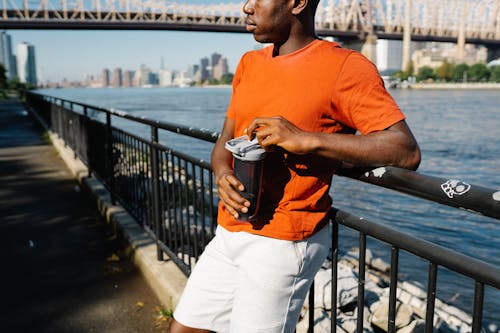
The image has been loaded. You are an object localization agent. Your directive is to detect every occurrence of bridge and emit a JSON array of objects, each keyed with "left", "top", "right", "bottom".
[{"left": 1, "top": 0, "right": 499, "bottom": 68}]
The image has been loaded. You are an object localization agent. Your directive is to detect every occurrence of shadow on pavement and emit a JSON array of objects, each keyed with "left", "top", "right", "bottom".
[{"left": 0, "top": 98, "right": 170, "bottom": 333}]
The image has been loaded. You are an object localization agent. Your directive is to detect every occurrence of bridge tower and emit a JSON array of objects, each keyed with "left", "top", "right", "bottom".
[
  {"left": 456, "top": 1, "right": 467, "bottom": 61},
  {"left": 401, "top": 0, "right": 412, "bottom": 72},
  {"left": 360, "top": 0, "right": 377, "bottom": 64}
]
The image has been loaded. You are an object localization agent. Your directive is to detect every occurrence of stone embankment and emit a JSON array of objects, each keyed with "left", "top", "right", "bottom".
[{"left": 296, "top": 249, "right": 493, "bottom": 333}]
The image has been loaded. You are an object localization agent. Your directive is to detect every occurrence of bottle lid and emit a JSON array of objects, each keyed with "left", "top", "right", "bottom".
[{"left": 225, "top": 135, "right": 267, "bottom": 161}]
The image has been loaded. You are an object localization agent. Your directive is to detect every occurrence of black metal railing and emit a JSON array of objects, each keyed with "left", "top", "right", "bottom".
[{"left": 24, "top": 91, "right": 500, "bottom": 332}]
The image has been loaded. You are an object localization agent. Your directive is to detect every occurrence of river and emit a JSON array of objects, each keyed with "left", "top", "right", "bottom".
[{"left": 37, "top": 86, "right": 500, "bottom": 324}]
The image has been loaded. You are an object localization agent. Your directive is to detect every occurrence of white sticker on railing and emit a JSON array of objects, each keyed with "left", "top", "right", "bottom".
[
  {"left": 493, "top": 191, "right": 500, "bottom": 201},
  {"left": 364, "top": 167, "right": 387, "bottom": 178},
  {"left": 441, "top": 179, "right": 471, "bottom": 198}
]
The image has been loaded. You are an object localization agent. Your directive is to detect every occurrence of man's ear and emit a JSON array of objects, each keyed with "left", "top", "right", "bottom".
[{"left": 292, "top": 0, "right": 308, "bottom": 15}]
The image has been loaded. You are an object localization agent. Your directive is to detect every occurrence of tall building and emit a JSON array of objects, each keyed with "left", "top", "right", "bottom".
[
  {"left": 376, "top": 40, "right": 404, "bottom": 75},
  {"left": 134, "top": 64, "right": 152, "bottom": 86},
  {"left": 122, "top": 70, "right": 133, "bottom": 87},
  {"left": 111, "top": 67, "right": 123, "bottom": 87},
  {"left": 210, "top": 52, "right": 222, "bottom": 78},
  {"left": 16, "top": 42, "right": 37, "bottom": 86},
  {"left": 200, "top": 57, "right": 209, "bottom": 81},
  {"left": 0, "top": 31, "right": 17, "bottom": 79},
  {"left": 101, "top": 68, "right": 110, "bottom": 87},
  {"left": 159, "top": 69, "right": 173, "bottom": 87},
  {"left": 212, "top": 57, "right": 229, "bottom": 80}
]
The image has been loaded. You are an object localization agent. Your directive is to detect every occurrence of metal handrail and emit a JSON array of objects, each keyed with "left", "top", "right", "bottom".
[{"left": 331, "top": 208, "right": 500, "bottom": 288}]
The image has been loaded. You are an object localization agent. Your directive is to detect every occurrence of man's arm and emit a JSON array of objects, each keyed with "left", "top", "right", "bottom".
[
  {"left": 246, "top": 117, "right": 421, "bottom": 170},
  {"left": 211, "top": 117, "right": 250, "bottom": 219}
]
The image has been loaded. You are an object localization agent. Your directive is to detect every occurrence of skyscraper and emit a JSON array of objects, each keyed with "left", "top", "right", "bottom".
[
  {"left": 200, "top": 57, "right": 209, "bottom": 81},
  {"left": 122, "top": 70, "right": 133, "bottom": 87},
  {"left": 102, "top": 68, "right": 110, "bottom": 87},
  {"left": 0, "top": 31, "right": 17, "bottom": 79},
  {"left": 111, "top": 67, "right": 123, "bottom": 87},
  {"left": 16, "top": 42, "right": 37, "bottom": 86},
  {"left": 376, "top": 40, "right": 404, "bottom": 75},
  {"left": 213, "top": 57, "right": 229, "bottom": 80}
]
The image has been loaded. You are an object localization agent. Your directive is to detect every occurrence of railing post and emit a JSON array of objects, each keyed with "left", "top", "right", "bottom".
[
  {"left": 331, "top": 221, "right": 338, "bottom": 333},
  {"left": 105, "top": 111, "right": 115, "bottom": 204},
  {"left": 151, "top": 126, "right": 164, "bottom": 261},
  {"left": 425, "top": 262, "right": 437, "bottom": 333},
  {"left": 357, "top": 232, "right": 366, "bottom": 333},
  {"left": 308, "top": 281, "right": 315, "bottom": 333},
  {"left": 83, "top": 106, "right": 92, "bottom": 178},
  {"left": 472, "top": 281, "right": 484, "bottom": 333},
  {"left": 388, "top": 247, "right": 399, "bottom": 333}
]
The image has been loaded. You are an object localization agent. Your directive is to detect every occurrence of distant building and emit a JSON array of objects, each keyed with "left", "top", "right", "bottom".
[
  {"left": 212, "top": 57, "right": 229, "bottom": 80},
  {"left": 376, "top": 40, "right": 404, "bottom": 75},
  {"left": 412, "top": 42, "right": 487, "bottom": 72},
  {"left": 111, "top": 68, "right": 122, "bottom": 87},
  {"left": 0, "top": 31, "right": 17, "bottom": 79},
  {"left": 101, "top": 68, "right": 110, "bottom": 87},
  {"left": 134, "top": 64, "right": 152, "bottom": 86},
  {"left": 122, "top": 70, "right": 133, "bottom": 87},
  {"left": 159, "top": 69, "right": 173, "bottom": 87},
  {"left": 200, "top": 57, "right": 209, "bottom": 81},
  {"left": 16, "top": 42, "right": 37, "bottom": 86}
]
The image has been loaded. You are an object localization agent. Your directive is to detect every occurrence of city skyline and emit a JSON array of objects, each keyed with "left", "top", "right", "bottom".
[{"left": 6, "top": 30, "right": 257, "bottom": 83}]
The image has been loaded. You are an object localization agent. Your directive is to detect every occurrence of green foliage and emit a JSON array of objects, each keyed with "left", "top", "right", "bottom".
[
  {"left": 220, "top": 73, "right": 234, "bottom": 85},
  {"left": 416, "top": 66, "right": 435, "bottom": 81},
  {"left": 435, "top": 60, "right": 454, "bottom": 81},
  {"left": 392, "top": 61, "right": 414, "bottom": 81},
  {"left": 202, "top": 73, "right": 234, "bottom": 86},
  {"left": 490, "top": 66, "right": 500, "bottom": 83},
  {"left": 452, "top": 63, "right": 469, "bottom": 82},
  {"left": 467, "top": 63, "right": 490, "bottom": 82}
]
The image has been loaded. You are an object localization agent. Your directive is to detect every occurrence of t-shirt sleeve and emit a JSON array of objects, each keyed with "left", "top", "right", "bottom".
[
  {"left": 225, "top": 53, "right": 246, "bottom": 120},
  {"left": 332, "top": 52, "right": 405, "bottom": 134}
]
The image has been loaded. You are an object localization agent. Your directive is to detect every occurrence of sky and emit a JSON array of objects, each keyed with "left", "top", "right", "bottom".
[{"left": 7, "top": 29, "right": 258, "bottom": 82}]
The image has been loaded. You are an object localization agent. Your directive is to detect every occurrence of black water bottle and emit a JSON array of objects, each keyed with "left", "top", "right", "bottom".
[{"left": 225, "top": 136, "right": 267, "bottom": 221}]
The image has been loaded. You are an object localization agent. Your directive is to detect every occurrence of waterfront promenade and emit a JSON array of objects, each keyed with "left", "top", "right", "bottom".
[{"left": 0, "top": 97, "right": 170, "bottom": 332}]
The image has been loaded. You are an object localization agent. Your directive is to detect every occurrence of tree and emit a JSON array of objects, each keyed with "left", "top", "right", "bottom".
[
  {"left": 452, "top": 63, "right": 469, "bottom": 82},
  {"left": 467, "top": 63, "right": 490, "bottom": 82},
  {"left": 416, "top": 66, "right": 435, "bottom": 81},
  {"left": 490, "top": 66, "right": 500, "bottom": 83},
  {"left": 435, "top": 60, "right": 454, "bottom": 82},
  {"left": 220, "top": 73, "right": 234, "bottom": 85}
]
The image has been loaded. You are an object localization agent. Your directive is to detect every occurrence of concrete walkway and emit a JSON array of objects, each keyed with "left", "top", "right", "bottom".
[{"left": 0, "top": 98, "right": 170, "bottom": 333}]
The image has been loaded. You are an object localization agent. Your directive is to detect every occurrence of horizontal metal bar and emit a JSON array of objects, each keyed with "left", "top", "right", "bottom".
[
  {"left": 337, "top": 166, "right": 500, "bottom": 220},
  {"left": 330, "top": 208, "right": 500, "bottom": 289}
]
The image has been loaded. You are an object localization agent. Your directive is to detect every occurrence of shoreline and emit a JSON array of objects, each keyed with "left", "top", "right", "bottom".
[{"left": 406, "top": 82, "right": 500, "bottom": 90}]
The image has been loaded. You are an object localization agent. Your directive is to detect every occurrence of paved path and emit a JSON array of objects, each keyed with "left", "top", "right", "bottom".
[{"left": 0, "top": 98, "right": 170, "bottom": 333}]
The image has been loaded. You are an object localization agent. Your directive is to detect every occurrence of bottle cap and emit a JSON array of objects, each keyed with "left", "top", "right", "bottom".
[{"left": 225, "top": 135, "right": 267, "bottom": 161}]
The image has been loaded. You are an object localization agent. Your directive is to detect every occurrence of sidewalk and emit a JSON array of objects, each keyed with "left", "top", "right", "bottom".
[{"left": 0, "top": 97, "right": 170, "bottom": 333}]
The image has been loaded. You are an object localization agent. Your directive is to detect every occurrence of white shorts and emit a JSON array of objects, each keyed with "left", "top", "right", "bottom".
[{"left": 173, "top": 224, "right": 330, "bottom": 333}]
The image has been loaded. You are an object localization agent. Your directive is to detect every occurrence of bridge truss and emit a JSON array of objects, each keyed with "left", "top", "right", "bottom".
[{"left": 0, "top": 0, "right": 499, "bottom": 45}]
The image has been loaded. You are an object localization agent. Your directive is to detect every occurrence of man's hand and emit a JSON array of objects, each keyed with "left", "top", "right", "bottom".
[
  {"left": 246, "top": 116, "right": 313, "bottom": 155},
  {"left": 215, "top": 170, "right": 250, "bottom": 219}
]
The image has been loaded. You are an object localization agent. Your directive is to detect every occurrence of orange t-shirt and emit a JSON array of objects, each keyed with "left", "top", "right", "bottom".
[{"left": 218, "top": 39, "right": 405, "bottom": 240}]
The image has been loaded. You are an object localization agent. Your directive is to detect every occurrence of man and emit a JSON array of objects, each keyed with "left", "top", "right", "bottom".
[{"left": 169, "top": 0, "right": 420, "bottom": 331}]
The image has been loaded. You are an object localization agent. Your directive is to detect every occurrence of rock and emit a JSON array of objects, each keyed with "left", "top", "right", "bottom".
[
  {"left": 370, "top": 300, "right": 414, "bottom": 332},
  {"left": 314, "top": 263, "right": 358, "bottom": 310},
  {"left": 400, "top": 281, "right": 427, "bottom": 299},
  {"left": 371, "top": 257, "right": 390, "bottom": 272},
  {"left": 397, "top": 319, "right": 425, "bottom": 333}
]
